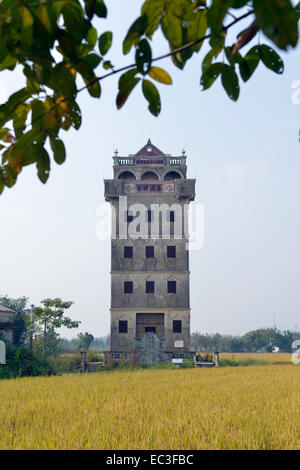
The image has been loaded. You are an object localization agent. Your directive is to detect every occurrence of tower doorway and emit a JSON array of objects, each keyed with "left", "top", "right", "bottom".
[{"left": 136, "top": 313, "right": 164, "bottom": 339}]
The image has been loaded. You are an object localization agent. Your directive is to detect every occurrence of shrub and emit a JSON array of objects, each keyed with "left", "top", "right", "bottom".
[{"left": 0, "top": 347, "right": 55, "bottom": 379}]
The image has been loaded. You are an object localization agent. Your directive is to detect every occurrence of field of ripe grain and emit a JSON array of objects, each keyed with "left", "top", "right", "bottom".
[
  {"left": 220, "top": 352, "right": 291, "bottom": 365},
  {"left": 0, "top": 365, "right": 300, "bottom": 450}
]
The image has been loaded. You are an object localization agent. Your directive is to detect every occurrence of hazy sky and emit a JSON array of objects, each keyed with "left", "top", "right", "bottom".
[{"left": 0, "top": 2, "right": 299, "bottom": 338}]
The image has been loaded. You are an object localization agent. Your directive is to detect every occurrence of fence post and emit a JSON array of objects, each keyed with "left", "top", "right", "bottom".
[
  {"left": 0, "top": 340, "right": 5, "bottom": 365},
  {"left": 214, "top": 351, "right": 220, "bottom": 367},
  {"left": 80, "top": 350, "right": 87, "bottom": 373}
]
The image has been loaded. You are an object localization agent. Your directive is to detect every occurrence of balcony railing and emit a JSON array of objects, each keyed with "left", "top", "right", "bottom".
[{"left": 114, "top": 156, "right": 187, "bottom": 167}]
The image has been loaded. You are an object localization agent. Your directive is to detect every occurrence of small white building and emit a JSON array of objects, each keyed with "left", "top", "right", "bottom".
[{"left": 0, "top": 305, "right": 16, "bottom": 343}]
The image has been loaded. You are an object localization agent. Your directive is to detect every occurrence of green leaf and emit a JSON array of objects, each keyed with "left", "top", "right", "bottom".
[
  {"left": 13, "top": 103, "right": 30, "bottom": 137},
  {"left": 1, "top": 164, "right": 17, "bottom": 188},
  {"left": 82, "top": 53, "right": 102, "bottom": 70},
  {"left": 116, "top": 77, "right": 140, "bottom": 110},
  {"left": 102, "top": 60, "right": 113, "bottom": 70},
  {"left": 31, "top": 100, "right": 47, "bottom": 131},
  {"left": 13, "top": 128, "right": 41, "bottom": 153},
  {"left": 200, "top": 62, "right": 223, "bottom": 90},
  {"left": 37, "top": 4, "right": 52, "bottom": 34},
  {"left": 87, "top": 27, "right": 98, "bottom": 47},
  {"left": 187, "top": 9, "right": 207, "bottom": 53},
  {"left": 118, "top": 68, "right": 138, "bottom": 90},
  {"left": 123, "top": 15, "right": 148, "bottom": 54},
  {"left": 36, "top": 4, "right": 56, "bottom": 47},
  {"left": 258, "top": 44, "right": 284, "bottom": 74},
  {"left": 67, "top": 100, "right": 82, "bottom": 130},
  {"left": 21, "top": 6, "right": 34, "bottom": 45},
  {"left": 57, "top": 29, "right": 77, "bottom": 59},
  {"left": 225, "top": 47, "right": 243, "bottom": 66},
  {"left": 61, "top": 2, "right": 87, "bottom": 45},
  {"left": 161, "top": 8, "right": 182, "bottom": 49},
  {"left": 36, "top": 147, "right": 50, "bottom": 183},
  {"left": 135, "top": 39, "right": 152, "bottom": 75},
  {"left": 221, "top": 64, "right": 239, "bottom": 101},
  {"left": 231, "top": 0, "right": 249, "bottom": 7},
  {"left": 23, "top": 142, "right": 41, "bottom": 166},
  {"left": 253, "top": 0, "right": 298, "bottom": 50},
  {"left": 98, "top": 31, "right": 113, "bottom": 55},
  {"left": 141, "top": 0, "right": 169, "bottom": 39},
  {"left": 202, "top": 43, "right": 223, "bottom": 73},
  {"left": 85, "top": 0, "right": 107, "bottom": 19},
  {"left": 85, "top": 77, "right": 101, "bottom": 98},
  {"left": 53, "top": 63, "right": 77, "bottom": 98},
  {"left": 148, "top": 67, "right": 172, "bottom": 85},
  {"left": 94, "top": 0, "right": 107, "bottom": 18},
  {"left": 239, "top": 46, "right": 260, "bottom": 82},
  {"left": 207, "top": 0, "right": 231, "bottom": 31},
  {"left": 142, "top": 79, "right": 161, "bottom": 116},
  {"left": 0, "top": 88, "right": 31, "bottom": 127},
  {"left": 0, "top": 128, "right": 10, "bottom": 140},
  {"left": 50, "top": 136, "right": 66, "bottom": 164}
]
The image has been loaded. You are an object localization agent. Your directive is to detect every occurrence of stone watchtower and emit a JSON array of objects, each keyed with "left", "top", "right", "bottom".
[{"left": 104, "top": 140, "right": 195, "bottom": 365}]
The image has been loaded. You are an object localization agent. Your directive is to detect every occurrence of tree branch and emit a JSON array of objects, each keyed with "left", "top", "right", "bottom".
[{"left": 24, "top": 9, "right": 254, "bottom": 132}]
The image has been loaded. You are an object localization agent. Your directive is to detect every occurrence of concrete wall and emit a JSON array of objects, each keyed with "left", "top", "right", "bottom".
[
  {"left": 111, "top": 272, "right": 189, "bottom": 309},
  {"left": 110, "top": 309, "right": 190, "bottom": 352},
  {"left": 0, "top": 311, "right": 15, "bottom": 343},
  {"left": 105, "top": 146, "right": 195, "bottom": 362}
]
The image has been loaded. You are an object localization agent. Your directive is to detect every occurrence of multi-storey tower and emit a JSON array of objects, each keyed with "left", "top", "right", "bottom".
[{"left": 104, "top": 140, "right": 195, "bottom": 364}]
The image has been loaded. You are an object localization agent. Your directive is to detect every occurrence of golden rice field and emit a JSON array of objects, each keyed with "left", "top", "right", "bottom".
[
  {"left": 1, "top": 363, "right": 300, "bottom": 450},
  {"left": 220, "top": 352, "right": 292, "bottom": 364}
]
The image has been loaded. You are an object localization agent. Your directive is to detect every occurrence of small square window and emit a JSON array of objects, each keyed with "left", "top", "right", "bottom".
[
  {"left": 167, "top": 246, "right": 176, "bottom": 258},
  {"left": 168, "top": 280, "right": 176, "bottom": 293},
  {"left": 146, "top": 281, "right": 155, "bottom": 293},
  {"left": 124, "top": 281, "right": 133, "bottom": 294},
  {"left": 119, "top": 320, "right": 128, "bottom": 333},
  {"left": 146, "top": 246, "right": 154, "bottom": 258},
  {"left": 124, "top": 246, "right": 133, "bottom": 258},
  {"left": 173, "top": 320, "right": 182, "bottom": 333}
]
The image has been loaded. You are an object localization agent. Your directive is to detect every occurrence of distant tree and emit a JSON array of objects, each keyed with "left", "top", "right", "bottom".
[
  {"left": 34, "top": 298, "right": 80, "bottom": 358},
  {"left": 242, "top": 328, "right": 279, "bottom": 352},
  {"left": 192, "top": 328, "right": 295, "bottom": 353},
  {"left": 77, "top": 332, "right": 94, "bottom": 351},
  {"left": 230, "top": 337, "right": 247, "bottom": 353},
  {"left": 276, "top": 330, "right": 294, "bottom": 352},
  {"left": 0, "top": 295, "right": 29, "bottom": 346}
]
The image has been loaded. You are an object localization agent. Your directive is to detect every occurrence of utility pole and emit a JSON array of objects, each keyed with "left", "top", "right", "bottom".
[{"left": 29, "top": 304, "right": 34, "bottom": 352}]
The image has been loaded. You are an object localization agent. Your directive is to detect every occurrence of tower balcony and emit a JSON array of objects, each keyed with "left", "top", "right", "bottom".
[
  {"left": 104, "top": 178, "right": 195, "bottom": 200},
  {"left": 113, "top": 155, "right": 187, "bottom": 168}
]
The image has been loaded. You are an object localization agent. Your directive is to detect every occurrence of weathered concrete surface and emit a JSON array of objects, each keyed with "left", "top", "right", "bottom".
[
  {"left": 104, "top": 141, "right": 195, "bottom": 363},
  {"left": 0, "top": 306, "right": 15, "bottom": 343}
]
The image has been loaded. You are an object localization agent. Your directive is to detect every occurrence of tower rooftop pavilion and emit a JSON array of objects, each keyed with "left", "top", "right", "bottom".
[{"left": 105, "top": 139, "right": 195, "bottom": 201}]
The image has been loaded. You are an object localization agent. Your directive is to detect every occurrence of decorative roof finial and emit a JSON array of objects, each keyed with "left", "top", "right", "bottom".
[
  {"left": 181, "top": 148, "right": 186, "bottom": 156},
  {"left": 147, "top": 138, "right": 151, "bottom": 144},
  {"left": 114, "top": 148, "right": 118, "bottom": 156}
]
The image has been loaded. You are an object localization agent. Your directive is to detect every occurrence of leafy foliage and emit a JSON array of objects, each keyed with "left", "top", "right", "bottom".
[
  {"left": 192, "top": 328, "right": 295, "bottom": 353},
  {"left": 34, "top": 298, "right": 80, "bottom": 358},
  {"left": 0, "top": 346, "right": 54, "bottom": 379},
  {"left": 0, "top": 0, "right": 298, "bottom": 194},
  {"left": 77, "top": 331, "right": 94, "bottom": 351}
]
